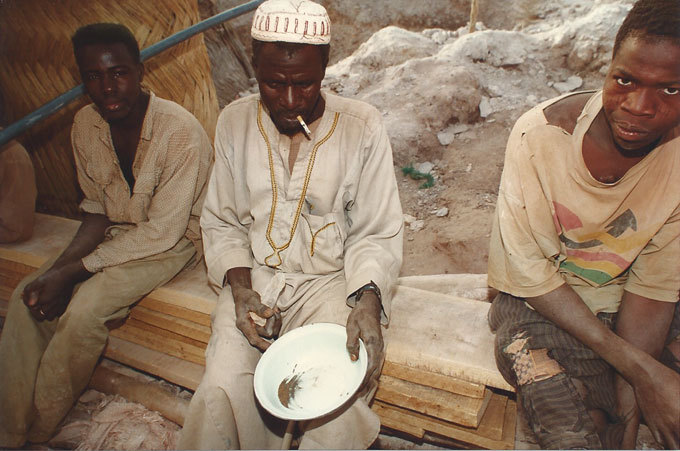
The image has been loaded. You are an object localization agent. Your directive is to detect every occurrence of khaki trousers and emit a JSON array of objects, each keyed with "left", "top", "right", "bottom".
[
  {"left": 179, "top": 271, "right": 381, "bottom": 450},
  {"left": 0, "top": 238, "right": 195, "bottom": 448}
]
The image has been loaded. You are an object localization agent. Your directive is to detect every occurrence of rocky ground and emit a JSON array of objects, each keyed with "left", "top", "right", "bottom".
[
  {"left": 206, "top": 0, "right": 634, "bottom": 276},
  {"left": 26, "top": 1, "right": 667, "bottom": 449}
]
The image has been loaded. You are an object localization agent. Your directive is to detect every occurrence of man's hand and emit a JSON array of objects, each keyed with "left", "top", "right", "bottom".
[
  {"left": 346, "top": 291, "right": 384, "bottom": 396},
  {"left": 228, "top": 267, "right": 281, "bottom": 352},
  {"left": 21, "top": 213, "right": 108, "bottom": 322},
  {"left": 614, "top": 292, "right": 679, "bottom": 449},
  {"left": 22, "top": 261, "right": 87, "bottom": 321},
  {"left": 629, "top": 361, "right": 680, "bottom": 449}
]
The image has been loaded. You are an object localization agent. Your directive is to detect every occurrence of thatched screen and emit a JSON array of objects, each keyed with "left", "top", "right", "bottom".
[{"left": 0, "top": 0, "right": 219, "bottom": 218}]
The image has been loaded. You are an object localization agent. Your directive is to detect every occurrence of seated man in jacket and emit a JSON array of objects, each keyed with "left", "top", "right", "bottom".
[
  {"left": 180, "top": 0, "right": 403, "bottom": 448},
  {"left": 0, "top": 22, "right": 212, "bottom": 447},
  {"left": 487, "top": 0, "right": 680, "bottom": 448}
]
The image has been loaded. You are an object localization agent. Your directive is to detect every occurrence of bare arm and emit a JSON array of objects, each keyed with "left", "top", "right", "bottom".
[
  {"left": 613, "top": 291, "right": 677, "bottom": 449},
  {"left": 527, "top": 285, "right": 680, "bottom": 449},
  {"left": 23, "top": 212, "right": 112, "bottom": 320}
]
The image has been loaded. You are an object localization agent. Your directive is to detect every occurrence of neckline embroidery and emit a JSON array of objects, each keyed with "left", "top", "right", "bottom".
[{"left": 256, "top": 101, "right": 339, "bottom": 268}]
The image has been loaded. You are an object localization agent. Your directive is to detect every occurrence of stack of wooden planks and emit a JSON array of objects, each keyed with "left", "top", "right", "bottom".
[
  {"left": 0, "top": 213, "right": 516, "bottom": 449},
  {"left": 373, "top": 284, "right": 516, "bottom": 448},
  {"left": 374, "top": 363, "right": 516, "bottom": 449}
]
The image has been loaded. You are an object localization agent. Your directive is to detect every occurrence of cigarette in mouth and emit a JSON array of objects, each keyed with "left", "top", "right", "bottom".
[{"left": 297, "top": 115, "right": 312, "bottom": 139}]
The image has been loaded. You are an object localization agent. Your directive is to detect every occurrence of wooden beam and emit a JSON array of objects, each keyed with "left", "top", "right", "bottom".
[
  {"left": 109, "top": 319, "right": 207, "bottom": 366},
  {"left": 375, "top": 375, "right": 492, "bottom": 428},
  {"left": 137, "top": 297, "right": 211, "bottom": 327},
  {"left": 373, "top": 401, "right": 425, "bottom": 439},
  {"left": 129, "top": 305, "right": 211, "bottom": 343},
  {"left": 103, "top": 336, "right": 204, "bottom": 391},
  {"left": 373, "top": 392, "right": 516, "bottom": 449},
  {"left": 382, "top": 361, "right": 486, "bottom": 398}
]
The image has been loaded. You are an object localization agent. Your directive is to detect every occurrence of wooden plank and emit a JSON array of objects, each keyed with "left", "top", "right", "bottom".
[
  {"left": 387, "top": 285, "right": 514, "bottom": 392},
  {"left": 129, "top": 305, "right": 211, "bottom": 343},
  {"left": 104, "top": 336, "right": 204, "bottom": 391},
  {"left": 500, "top": 397, "right": 518, "bottom": 449},
  {"left": 137, "top": 297, "right": 211, "bottom": 327},
  {"left": 476, "top": 389, "right": 507, "bottom": 441},
  {"left": 109, "top": 320, "right": 206, "bottom": 366},
  {"left": 373, "top": 392, "right": 516, "bottom": 450},
  {"left": 0, "top": 213, "right": 77, "bottom": 268},
  {"left": 382, "top": 361, "right": 486, "bottom": 398},
  {"left": 375, "top": 375, "right": 491, "bottom": 428},
  {"left": 122, "top": 318, "right": 206, "bottom": 348},
  {"left": 147, "top": 261, "right": 216, "bottom": 316},
  {"left": 372, "top": 401, "right": 425, "bottom": 439},
  {"left": 398, "top": 273, "right": 496, "bottom": 302},
  {"left": 0, "top": 298, "right": 7, "bottom": 318}
]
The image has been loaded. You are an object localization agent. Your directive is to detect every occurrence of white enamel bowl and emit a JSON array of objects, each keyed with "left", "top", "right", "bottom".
[{"left": 253, "top": 322, "right": 368, "bottom": 421}]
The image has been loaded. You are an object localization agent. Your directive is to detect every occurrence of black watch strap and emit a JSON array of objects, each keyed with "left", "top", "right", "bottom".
[{"left": 355, "top": 281, "right": 381, "bottom": 302}]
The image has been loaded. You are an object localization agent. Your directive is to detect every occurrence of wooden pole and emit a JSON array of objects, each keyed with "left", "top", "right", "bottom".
[
  {"left": 89, "top": 365, "right": 189, "bottom": 426},
  {"left": 469, "top": 0, "right": 479, "bottom": 33},
  {"left": 281, "top": 420, "right": 296, "bottom": 449}
]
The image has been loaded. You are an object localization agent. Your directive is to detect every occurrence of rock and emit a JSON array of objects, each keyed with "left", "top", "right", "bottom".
[
  {"left": 416, "top": 161, "right": 435, "bottom": 174},
  {"left": 409, "top": 220, "right": 425, "bottom": 232},
  {"left": 479, "top": 96, "right": 492, "bottom": 118},
  {"left": 437, "top": 123, "right": 469, "bottom": 146},
  {"left": 330, "top": 26, "right": 438, "bottom": 74},
  {"left": 403, "top": 214, "right": 417, "bottom": 224},
  {"left": 553, "top": 75, "right": 583, "bottom": 93},
  {"left": 437, "top": 130, "right": 455, "bottom": 146},
  {"left": 435, "top": 207, "right": 449, "bottom": 217},
  {"left": 438, "top": 30, "right": 536, "bottom": 67},
  {"left": 422, "top": 28, "right": 456, "bottom": 45}
]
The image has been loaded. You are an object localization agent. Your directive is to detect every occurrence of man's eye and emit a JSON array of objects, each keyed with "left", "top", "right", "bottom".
[
  {"left": 616, "top": 77, "right": 632, "bottom": 87},
  {"left": 663, "top": 87, "right": 679, "bottom": 96}
]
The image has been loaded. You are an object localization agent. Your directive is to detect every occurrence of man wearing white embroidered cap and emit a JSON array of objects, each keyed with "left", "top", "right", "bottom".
[{"left": 179, "top": 0, "right": 403, "bottom": 449}]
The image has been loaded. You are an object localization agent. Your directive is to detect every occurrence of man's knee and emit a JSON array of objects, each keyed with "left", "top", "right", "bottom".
[
  {"left": 502, "top": 332, "right": 565, "bottom": 386},
  {"left": 500, "top": 337, "right": 603, "bottom": 449},
  {"left": 181, "top": 384, "right": 239, "bottom": 450}
]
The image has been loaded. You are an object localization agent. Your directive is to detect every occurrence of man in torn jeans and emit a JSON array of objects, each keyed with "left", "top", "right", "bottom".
[{"left": 487, "top": 0, "right": 680, "bottom": 448}]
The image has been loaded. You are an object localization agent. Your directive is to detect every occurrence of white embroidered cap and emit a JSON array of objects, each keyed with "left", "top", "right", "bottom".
[{"left": 251, "top": 0, "right": 331, "bottom": 45}]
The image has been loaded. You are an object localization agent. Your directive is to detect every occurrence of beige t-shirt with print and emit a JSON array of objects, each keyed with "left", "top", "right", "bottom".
[{"left": 488, "top": 91, "right": 680, "bottom": 313}]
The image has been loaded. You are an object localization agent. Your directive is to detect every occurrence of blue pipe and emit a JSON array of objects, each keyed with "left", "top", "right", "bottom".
[{"left": 0, "top": 0, "right": 263, "bottom": 148}]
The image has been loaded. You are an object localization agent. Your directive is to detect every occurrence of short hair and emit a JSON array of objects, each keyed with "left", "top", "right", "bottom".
[
  {"left": 72, "top": 23, "right": 141, "bottom": 64},
  {"left": 251, "top": 39, "right": 330, "bottom": 70},
  {"left": 613, "top": 0, "right": 680, "bottom": 57}
]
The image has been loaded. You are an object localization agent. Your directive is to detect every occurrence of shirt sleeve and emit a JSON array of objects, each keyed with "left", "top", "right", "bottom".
[
  {"left": 81, "top": 124, "right": 206, "bottom": 272},
  {"left": 487, "top": 117, "right": 566, "bottom": 298},
  {"left": 71, "top": 124, "right": 107, "bottom": 216},
  {"left": 343, "top": 111, "right": 404, "bottom": 325},
  {"left": 200, "top": 110, "right": 254, "bottom": 288},
  {"left": 625, "top": 205, "right": 680, "bottom": 303}
]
